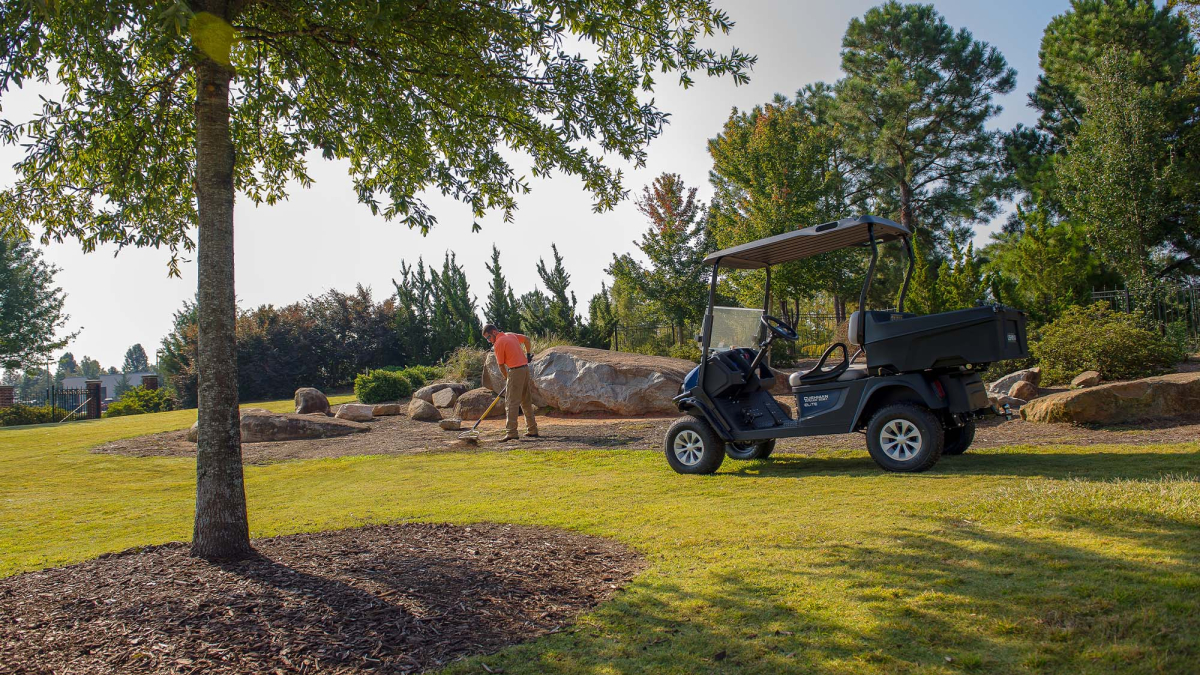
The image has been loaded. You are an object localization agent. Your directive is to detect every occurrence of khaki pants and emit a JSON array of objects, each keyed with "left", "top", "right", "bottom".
[{"left": 504, "top": 365, "right": 537, "bottom": 437}]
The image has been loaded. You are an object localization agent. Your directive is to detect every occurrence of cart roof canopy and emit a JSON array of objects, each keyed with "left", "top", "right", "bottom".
[{"left": 703, "top": 215, "right": 910, "bottom": 269}]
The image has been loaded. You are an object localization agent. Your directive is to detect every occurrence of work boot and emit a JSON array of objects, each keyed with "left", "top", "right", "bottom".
[
  {"left": 525, "top": 432, "right": 540, "bottom": 439},
  {"left": 501, "top": 434, "right": 519, "bottom": 442}
]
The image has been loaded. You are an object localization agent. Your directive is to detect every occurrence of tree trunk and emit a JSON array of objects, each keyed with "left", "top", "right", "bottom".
[
  {"left": 898, "top": 180, "right": 915, "bottom": 233},
  {"left": 191, "top": 58, "right": 252, "bottom": 561}
]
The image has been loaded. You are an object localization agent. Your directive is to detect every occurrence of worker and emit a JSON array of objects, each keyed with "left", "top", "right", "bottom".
[{"left": 483, "top": 324, "right": 538, "bottom": 441}]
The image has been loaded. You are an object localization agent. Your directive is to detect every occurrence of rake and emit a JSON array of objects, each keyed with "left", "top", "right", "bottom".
[{"left": 457, "top": 385, "right": 506, "bottom": 444}]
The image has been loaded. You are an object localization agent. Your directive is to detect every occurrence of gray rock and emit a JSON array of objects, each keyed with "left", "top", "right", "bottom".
[
  {"left": 528, "top": 346, "right": 696, "bottom": 416},
  {"left": 1071, "top": 370, "right": 1102, "bottom": 389},
  {"left": 432, "top": 387, "right": 458, "bottom": 408},
  {"left": 988, "top": 394, "right": 1026, "bottom": 413},
  {"left": 188, "top": 408, "right": 369, "bottom": 444},
  {"left": 988, "top": 367, "right": 1041, "bottom": 395},
  {"left": 438, "top": 418, "right": 462, "bottom": 431},
  {"left": 483, "top": 352, "right": 505, "bottom": 394},
  {"left": 335, "top": 403, "right": 375, "bottom": 422},
  {"left": 455, "top": 388, "right": 505, "bottom": 420},
  {"left": 414, "top": 381, "right": 472, "bottom": 403},
  {"left": 408, "top": 398, "right": 442, "bottom": 422},
  {"left": 294, "top": 387, "right": 330, "bottom": 415}
]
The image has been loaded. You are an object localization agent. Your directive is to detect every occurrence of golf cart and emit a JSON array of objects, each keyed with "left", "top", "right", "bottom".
[{"left": 665, "top": 215, "right": 1028, "bottom": 474}]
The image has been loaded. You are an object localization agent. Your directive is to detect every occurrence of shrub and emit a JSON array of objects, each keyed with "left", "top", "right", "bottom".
[
  {"left": 407, "top": 364, "right": 444, "bottom": 382},
  {"left": 104, "top": 386, "right": 178, "bottom": 418},
  {"left": 397, "top": 367, "right": 427, "bottom": 387},
  {"left": 667, "top": 342, "right": 702, "bottom": 362},
  {"left": 441, "top": 347, "right": 487, "bottom": 387},
  {"left": 0, "top": 404, "right": 58, "bottom": 427},
  {"left": 354, "top": 369, "right": 413, "bottom": 403},
  {"left": 1165, "top": 321, "right": 1194, "bottom": 363},
  {"left": 1033, "top": 303, "right": 1179, "bottom": 385}
]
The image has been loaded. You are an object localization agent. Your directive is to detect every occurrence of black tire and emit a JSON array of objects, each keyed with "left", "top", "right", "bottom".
[
  {"left": 725, "top": 438, "right": 776, "bottom": 460},
  {"left": 942, "top": 419, "right": 976, "bottom": 456},
  {"left": 665, "top": 416, "right": 725, "bottom": 474},
  {"left": 865, "top": 403, "right": 944, "bottom": 473}
]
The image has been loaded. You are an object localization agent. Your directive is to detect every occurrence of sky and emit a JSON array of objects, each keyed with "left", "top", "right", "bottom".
[{"left": 1, "top": 0, "right": 1072, "bottom": 371}]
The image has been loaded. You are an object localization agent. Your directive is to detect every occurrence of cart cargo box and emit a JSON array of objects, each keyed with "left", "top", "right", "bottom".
[{"left": 861, "top": 306, "right": 1028, "bottom": 373}]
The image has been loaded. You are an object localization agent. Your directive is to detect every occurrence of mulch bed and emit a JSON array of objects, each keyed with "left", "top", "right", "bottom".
[{"left": 0, "top": 523, "right": 645, "bottom": 674}]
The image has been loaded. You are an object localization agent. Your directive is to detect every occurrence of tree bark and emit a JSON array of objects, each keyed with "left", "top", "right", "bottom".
[{"left": 191, "top": 57, "right": 252, "bottom": 561}]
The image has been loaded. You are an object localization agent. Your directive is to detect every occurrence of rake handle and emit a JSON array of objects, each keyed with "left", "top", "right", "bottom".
[{"left": 467, "top": 385, "right": 507, "bottom": 433}]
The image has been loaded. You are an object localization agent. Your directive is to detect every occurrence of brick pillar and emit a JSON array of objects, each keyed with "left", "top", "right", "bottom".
[
  {"left": 141, "top": 375, "right": 159, "bottom": 390},
  {"left": 0, "top": 385, "right": 13, "bottom": 409},
  {"left": 86, "top": 380, "right": 102, "bottom": 419}
]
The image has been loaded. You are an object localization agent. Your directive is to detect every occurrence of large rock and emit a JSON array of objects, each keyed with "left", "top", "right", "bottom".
[
  {"left": 408, "top": 398, "right": 442, "bottom": 422},
  {"left": 456, "top": 387, "right": 505, "bottom": 420},
  {"left": 482, "top": 352, "right": 505, "bottom": 394},
  {"left": 1009, "top": 380, "right": 1039, "bottom": 401},
  {"left": 335, "top": 403, "right": 375, "bottom": 422},
  {"left": 188, "top": 408, "right": 369, "bottom": 444},
  {"left": 413, "top": 381, "right": 470, "bottom": 403},
  {"left": 372, "top": 403, "right": 405, "bottom": 416},
  {"left": 439, "top": 418, "right": 462, "bottom": 431},
  {"left": 1021, "top": 371, "right": 1200, "bottom": 424},
  {"left": 988, "top": 367, "right": 1041, "bottom": 395},
  {"left": 187, "top": 408, "right": 271, "bottom": 442},
  {"left": 294, "top": 388, "right": 330, "bottom": 415},
  {"left": 432, "top": 388, "right": 459, "bottom": 408},
  {"left": 529, "top": 346, "right": 696, "bottom": 416},
  {"left": 988, "top": 394, "right": 1026, "bottom": 413},
  {"left": 1071, "top": 371, "right": 1102, "bottom": 389}
]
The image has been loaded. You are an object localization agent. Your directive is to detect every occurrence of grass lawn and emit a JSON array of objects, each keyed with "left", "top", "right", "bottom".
[{"left": 2, "top": 403, "right": 1199, "bottom": 674}]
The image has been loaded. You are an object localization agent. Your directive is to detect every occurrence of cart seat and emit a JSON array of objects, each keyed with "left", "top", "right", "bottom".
[{"left": 789, "top": 363, "right": 868, "bottom": 387}]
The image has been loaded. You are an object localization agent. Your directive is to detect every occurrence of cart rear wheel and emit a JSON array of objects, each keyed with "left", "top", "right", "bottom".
[
  {"left": 866, "top": 403, "right": 943, "bottom": 472},
  {"left": 726, "top": 439, "right": 776, "bottom": 460},
  {"left": 665, "top": 417, "right": 725, "bottom": 474},
  {"left": 942, "top": 419, "right": 976, "bottom": 456}
]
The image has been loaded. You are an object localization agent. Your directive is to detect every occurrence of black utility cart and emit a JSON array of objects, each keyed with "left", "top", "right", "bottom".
[{"left": 666, "top": 215, "right": 1028, "bottom": 474}]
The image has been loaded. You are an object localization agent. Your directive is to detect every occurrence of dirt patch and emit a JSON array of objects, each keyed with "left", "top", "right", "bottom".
[{"left": 0, "top": 523, "right": 644, "bottom": 674}]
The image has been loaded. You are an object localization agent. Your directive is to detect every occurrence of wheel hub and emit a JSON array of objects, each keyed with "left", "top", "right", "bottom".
[
  {"left": 673, "top": 429, "right": 704, "bottom": 466},
  {"left": 880, "top": 419, "right": 922, "bottom": 461}
]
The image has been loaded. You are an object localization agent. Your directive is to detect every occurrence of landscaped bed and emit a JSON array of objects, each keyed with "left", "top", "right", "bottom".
[
  {"left": 90, "top": 399, "right": 1200, "bottom": 464},
  {"left": 0, "top": 522, "right": 643, "bottom": 674}
]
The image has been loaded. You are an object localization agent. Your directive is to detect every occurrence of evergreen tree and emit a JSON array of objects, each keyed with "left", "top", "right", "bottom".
[
  {"left": 535, "top": 245, "right": 579, "bottom": 337},
  {"left": 834, "top": 2, "right": 1016, "bottom": 235},
  {"left": 0, "top": 0, "right": 752, "bottom": 560},
  {"left": 937, "top": 233, "right": 988, "bottom": 311},
  {"left": 484, "top": 245, "right": 522, "bottom": 330},
  {"left": 55, "top": 352, "right": 78, "bottom": 384},
  {"left": 609, "top": 174, "right": 712, "bottom": 340},
  {"left": 429, "top": 253, "right": 483, "bottom": 359},
  {"left": 113, "top": 372, "right": 132, "bottom": 398},
  {"left": 78, "top": 356, "right": 102, "bottom": 379},
  {"left": 0, "top": 238, "right": 75, "bottom": 370},
  {"left": 578, "top": 283, "right": 618, "bottom": 349},
  {"left": 123, "top": 344, "right": 150, "bottom": 373},
  {"left": 518, "top": 289, "right": 556, "bottom": 337},
  {"left": 107, "top": 366, "right": 119, "bottom": 375},
  {"left": 904, "top": 236, "right": 943, "bottom": 315}
]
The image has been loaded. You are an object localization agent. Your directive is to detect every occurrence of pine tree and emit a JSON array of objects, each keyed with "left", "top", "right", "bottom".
[
  {"left": 519, "top": 289, "right": 556, "bottom": 337},
  {"left": 0, "top": 238, "right": 76, "bottom": 370},
  {"left": 484, "top": 245, "right": 521, "bottom": 330},
  {"left": 535, "top": 245, "right": 578, "bottom": 338},
  {"left": 904, "top": 237, "right": 943, "bottom": 315},
  {"left": 123, "top": 344, "right": 150, "bottom": 373}
]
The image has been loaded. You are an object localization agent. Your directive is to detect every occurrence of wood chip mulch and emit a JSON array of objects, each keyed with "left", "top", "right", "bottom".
[{"left": 0, "top": 523, "right": 645, "bottom": 674}]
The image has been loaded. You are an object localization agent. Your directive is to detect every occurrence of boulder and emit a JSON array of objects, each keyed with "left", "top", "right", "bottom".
[
  {"left": 529, "top": 346, "right": 696, "bottom": 416},
  {"left": 188, "top": 408, "right": 369, "bottom": 444},
  {"left": 408, "top": 398, "right": 442, "bottom": 422},
  {"left": 294, "top": 387, "right": 330, "bottom": 415},
  {"left": 1008, "top": 380, "right": 1040, "bottom": 401},
  {"left": 988, "top": 367, "right": 1041, "bottom": 395},
  {"left": 988, "top": 395, "right": 1026, "bottom": 413},
  {"left": 439, "top": 418, "right": 462, "bottom": 431},
  {"left": 482, "top": 352, "right": 505, "bottom": 394},
  {"left": 335, "top": 403, "right": 375, "bottom": 422},
  {"left": 1071, "top": 370, "right": 1102, "bottom": 389},
  {"left": 372, "top": 403, "right": 405, "bottom": 416},
  {"left": 432, "top": 387, "right": 459, "bottom": 408},
  {"left": 414, "top": 381, "right": 470, "bottom": 403},
  {"left": 1021, "top": 371, "right": 1200, "bottom": 424},
  {"left": 456, "top": 387, "right": 505, "bottom": 420}
]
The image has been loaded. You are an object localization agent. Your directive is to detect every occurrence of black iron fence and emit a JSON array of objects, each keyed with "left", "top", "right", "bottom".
[
  {"left": 21, "top": 385, "right": 92, "bottom": 421},
  {"left": 1092, "top": 284, "right": 1200, "bottom": 343}
]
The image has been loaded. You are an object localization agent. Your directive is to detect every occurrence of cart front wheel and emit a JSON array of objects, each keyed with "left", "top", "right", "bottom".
[
  {"left": 665, "top": 417, "right": 725, "bottom": 474},
  {"left": 865, "top": 403, "right": 943, "bottom": 472},
  {"left": 942, "top": 419, "right": 976, "bottom": 456},
  {"left": 726, "top": 438, "right": 776, "bottom": 460}
]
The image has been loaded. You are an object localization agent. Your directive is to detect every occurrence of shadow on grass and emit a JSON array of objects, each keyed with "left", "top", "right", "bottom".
[{"left": 722, "top": 448, "right": 1200, "bottom": 480}]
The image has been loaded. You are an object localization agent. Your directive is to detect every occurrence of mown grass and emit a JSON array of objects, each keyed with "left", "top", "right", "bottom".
[{"left": 1, "top": 405, "right": 1199, "bottom": 674}]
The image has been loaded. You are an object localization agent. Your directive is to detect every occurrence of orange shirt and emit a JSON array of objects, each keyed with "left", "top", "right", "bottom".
[{"left": 493, "top": 331, "right": 530, "bottom": 368}]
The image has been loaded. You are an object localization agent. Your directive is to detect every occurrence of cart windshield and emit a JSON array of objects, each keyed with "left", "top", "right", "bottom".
[{"left": 709, "top": 306, "right": 763, "bottom": 351}]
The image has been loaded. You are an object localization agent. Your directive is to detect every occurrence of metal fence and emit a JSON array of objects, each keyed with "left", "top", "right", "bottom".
[
  {"left": 21, "top": 385, "right": 93, "bottom": 421},
  {"left": 1092, "top": 284, "right": 1200, "bottom": 343}
]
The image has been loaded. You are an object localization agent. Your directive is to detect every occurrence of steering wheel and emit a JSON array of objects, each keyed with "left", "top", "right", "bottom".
[{"left": 761, "top": 314, "right": 799, "bottom": 342}]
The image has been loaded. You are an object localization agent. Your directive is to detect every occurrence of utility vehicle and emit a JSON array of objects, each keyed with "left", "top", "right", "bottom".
[{"left": 665, "top": 215, "right": 1028, "bottom": 474}]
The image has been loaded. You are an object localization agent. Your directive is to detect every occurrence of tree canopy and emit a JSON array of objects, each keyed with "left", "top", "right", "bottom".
[
  {"left": 0, "top": 237, "right": 73, "bottom": 370},
  {"left": 123, "top": 344, "right": 150, "bottom": 373}
]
